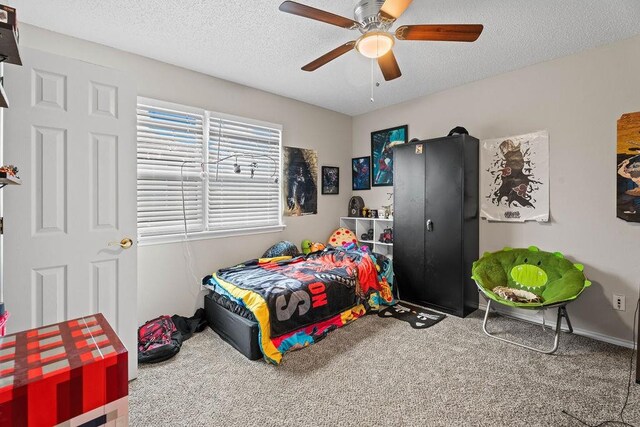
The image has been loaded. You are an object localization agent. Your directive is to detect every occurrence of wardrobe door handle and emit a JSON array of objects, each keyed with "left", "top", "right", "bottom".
[{"left": 426, "top": 219, "right": 433, "bottom": 232}]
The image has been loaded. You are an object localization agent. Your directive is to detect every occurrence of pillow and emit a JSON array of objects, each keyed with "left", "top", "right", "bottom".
[
  {"left": 328, "top": 227, "right": 358, "bottom": 247},
  {"left": 262, "top": 241, "right": 300, "bottom": 258}
]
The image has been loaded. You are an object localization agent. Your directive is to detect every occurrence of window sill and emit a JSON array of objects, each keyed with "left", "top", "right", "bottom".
[{"left": 137, "top": 224, "right": 287, "bottom": 247}]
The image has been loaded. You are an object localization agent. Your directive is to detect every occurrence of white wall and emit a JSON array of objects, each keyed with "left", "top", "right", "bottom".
[
  {"left": 353, "top": 35, "right": 640, "bottom": 345},
  {"left": 18, "top": 24, "right": 353, "bottom": 323}
]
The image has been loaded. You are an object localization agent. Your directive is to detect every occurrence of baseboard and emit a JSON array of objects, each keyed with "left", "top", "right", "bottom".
[{"left": 478, "top": 302, "right": 635, "bottom": 350}]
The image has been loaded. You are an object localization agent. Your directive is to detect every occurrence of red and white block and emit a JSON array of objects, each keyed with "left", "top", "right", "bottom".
[{"left": 0, "top": 313, "right": 128, "bottom": 426}]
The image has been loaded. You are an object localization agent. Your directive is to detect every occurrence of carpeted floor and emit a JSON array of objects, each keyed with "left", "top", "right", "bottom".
[{"left": 129, "top": 310, "right": 639, "bottom": 426}]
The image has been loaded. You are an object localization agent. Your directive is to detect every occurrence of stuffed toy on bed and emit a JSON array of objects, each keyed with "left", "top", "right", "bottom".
[{"left": 328, "top": 227, "right": 358, "bottom": 247}]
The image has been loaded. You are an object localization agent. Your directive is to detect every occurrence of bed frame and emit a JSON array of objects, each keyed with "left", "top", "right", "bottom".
[{"left": 204, "top": 292, "right": 262, "bottom": 360}]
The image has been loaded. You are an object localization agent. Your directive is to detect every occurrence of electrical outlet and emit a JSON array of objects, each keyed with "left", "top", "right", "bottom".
[{"left": 613, "top": 294, "right": 626, "bottom": 311}]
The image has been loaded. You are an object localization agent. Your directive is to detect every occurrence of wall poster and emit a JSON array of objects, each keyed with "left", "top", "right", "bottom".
[
  {"left": 481, "top": 130, "right": 549, "bottom": 222},
  {"left": 371, "top": 125, "right": 408, "bottom": 187},
  {"left": 321, "top": 166, "right": 339, "bottom": 195},
  {"left": 617, "top": 112, "right": 640, "bottom": 222},
  {"left": 283, "top": 146, "right": 317, "bottom": 216},
  {"left": 352, "top": 156, "right": 371, "bottom": 191}
]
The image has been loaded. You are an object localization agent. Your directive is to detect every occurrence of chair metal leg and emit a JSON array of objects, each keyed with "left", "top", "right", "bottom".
[
  {"left": 482, "top": 299, "right": 573, "bottom": 355},
  {"left": 560, "top": 306, "right": 573, "bottom": 333}
]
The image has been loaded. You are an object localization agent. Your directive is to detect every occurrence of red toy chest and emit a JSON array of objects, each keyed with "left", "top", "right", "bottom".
[{"left": 0, "top": 313, "right": 128, "bottom": 426}]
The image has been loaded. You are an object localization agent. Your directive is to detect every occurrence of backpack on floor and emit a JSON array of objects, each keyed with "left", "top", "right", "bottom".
[{"left": 138, "top": 315, "right": 183, "bottom": 364}]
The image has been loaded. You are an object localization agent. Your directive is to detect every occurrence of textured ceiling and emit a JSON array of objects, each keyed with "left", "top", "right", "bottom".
[{"left": 11, "top": 0, "right": 640, "bottom": 116}]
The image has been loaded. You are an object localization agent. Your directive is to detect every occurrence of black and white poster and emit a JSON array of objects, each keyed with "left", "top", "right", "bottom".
[{"left": 481, "top": 131, "right": 549, "bottom": 222}]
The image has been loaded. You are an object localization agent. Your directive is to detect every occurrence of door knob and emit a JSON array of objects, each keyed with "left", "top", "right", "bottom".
[{"left": 109, "top": 237, "right": 133, "bottom": 249}]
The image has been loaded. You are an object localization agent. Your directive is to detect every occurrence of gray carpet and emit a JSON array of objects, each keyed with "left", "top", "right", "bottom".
[{"left": 129, "top": 310, "right": 639, "bottom": 426}]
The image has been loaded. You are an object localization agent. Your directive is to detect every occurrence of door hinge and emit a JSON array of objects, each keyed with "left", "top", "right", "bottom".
[{"left": 0, "top": 217, "right": 3, "bottom": 235}]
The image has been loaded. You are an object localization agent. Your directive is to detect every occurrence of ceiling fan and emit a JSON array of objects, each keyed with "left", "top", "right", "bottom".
[{"left": 279, "top": 0, "right": 483, "bottom": 81}]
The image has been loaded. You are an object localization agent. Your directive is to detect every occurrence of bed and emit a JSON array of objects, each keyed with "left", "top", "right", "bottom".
[{"left": 202, "top": 246, "right": 394, "bottom": 364}]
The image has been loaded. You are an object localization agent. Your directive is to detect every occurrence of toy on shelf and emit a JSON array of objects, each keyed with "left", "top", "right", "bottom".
[
  {"left": 0, "top": 164, "right": 21, "bottom": 187},
  {"left": 379, "top": 228, "right": 393, "bottom": 244},
  {"left": 0, "top": 164, "right": 18, "bottom": 178},
  {"left": 361, "top": 228, "right": 374, "bottom": 241},
  {"left": 382, "top": 204, "right": 393, "bottom": 219},
  {"left": 382, "top": 192, "right": 394, "bottom": 219}
]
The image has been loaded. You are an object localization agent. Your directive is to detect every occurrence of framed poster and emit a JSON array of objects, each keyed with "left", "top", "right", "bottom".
[
  {"left": 283, "top": 146, "right": 318, "bottom": 216},
  {"left": 321, "top": 166, "right": 339, "bottom": 195},
  {"left": 371, "top": 125, "right": 408, "bottom": 187},
  {"left": 480, "top": 130, "right": 549, "bottom": 222},
  {"left": 352, "top": 157, "right": 371, "bottom": 191},
  {"left": 617, "top": 112, "right": 640, "bottom": 222}
]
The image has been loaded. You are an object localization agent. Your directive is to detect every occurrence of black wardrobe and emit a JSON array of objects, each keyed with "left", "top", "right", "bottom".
[{"left": 393, "top": 135, "right": 479, "bottom": 317}]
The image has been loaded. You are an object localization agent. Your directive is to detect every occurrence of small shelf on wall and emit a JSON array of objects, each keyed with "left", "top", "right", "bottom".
[
  {"left": 0, "top": 172, "right": 21, "bottom": 187},
  {"left": 339, "top": 217, "right": 393, "bottom": 258},
  {"left": 0, "top": 25, "right": 21, "bottom": 66},
  {"left": 0, "top": 4, "right": 23, "bottom": 108}
]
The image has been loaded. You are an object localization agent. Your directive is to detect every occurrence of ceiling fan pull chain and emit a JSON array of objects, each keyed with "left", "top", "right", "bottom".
[{"left": 370, "top": 58, "right": 375, "bottom": 103}]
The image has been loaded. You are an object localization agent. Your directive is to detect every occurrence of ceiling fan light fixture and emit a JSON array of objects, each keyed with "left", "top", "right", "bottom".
[{"left": 355, "top": 31, "right": 394, "bottom": 59}]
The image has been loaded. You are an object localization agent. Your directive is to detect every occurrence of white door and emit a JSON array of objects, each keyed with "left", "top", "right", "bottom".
[{"left": 3, "top": 48, "right": 138, "bottom": 378}]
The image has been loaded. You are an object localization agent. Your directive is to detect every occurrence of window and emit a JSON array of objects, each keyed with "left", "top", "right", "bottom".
[{"left": 137, "top": 98, "right": 283, "bottom": 244}]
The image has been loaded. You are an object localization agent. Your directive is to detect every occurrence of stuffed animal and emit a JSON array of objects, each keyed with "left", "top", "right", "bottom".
[
  {"left": 310, "top": 242, "right": 326, "bottom": 252},
  {"left": 301, "top": 239, "right": 312, "bottom": 255},
  {"left": 328, "top": 227, "right": 358, "bottom": 247}
]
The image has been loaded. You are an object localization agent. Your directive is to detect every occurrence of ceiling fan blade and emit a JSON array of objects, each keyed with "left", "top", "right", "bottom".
[
  {"left": 396, "top": 24, "right": 484, "bottom": 42},
  {"left": 302, "top": 41, "right": 356, "bottom": 72},
  {"left": 279, "top": 1, "right": 359, "bottom": 30},
  {"left": 379, "top": 0, "right": 413, "bottom": 21},
  {"left": 377, "top": 50, "right": 402, "bottom": 81}
]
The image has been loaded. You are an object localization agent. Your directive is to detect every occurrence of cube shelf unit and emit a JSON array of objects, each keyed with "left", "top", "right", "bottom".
[{"left": 339, "top": 217, "right": 393, "bottom": 258}]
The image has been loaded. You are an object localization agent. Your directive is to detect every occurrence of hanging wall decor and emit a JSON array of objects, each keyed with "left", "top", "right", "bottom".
[
  {"left": 371, "top": 125, "right": 408, "bottom": 187},
  {"left": 352, "top": 156, "right": 371, "bottom": 191},
  {"left": 617, "top": 112, "right": 640, "bottom": 222},
  {"left": 321, "top": 166, "right": 339, "bottom": 195},
  {"left": 480, "top": 130, "right": 549, "bottom": 222},
  {"left": 283, "top": 146, "right": 318, "bottom": 216}
]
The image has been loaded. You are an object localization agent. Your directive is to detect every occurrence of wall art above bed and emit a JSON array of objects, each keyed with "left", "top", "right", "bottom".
[
  {"left": 283, "top": 146, "right": 318, "bottom": 216},
  {"left": 321, "top": 166, "right": 339, "bottom": 195},
  {"left": 480, "top": 130, "right": 549, "bottom": 222}
]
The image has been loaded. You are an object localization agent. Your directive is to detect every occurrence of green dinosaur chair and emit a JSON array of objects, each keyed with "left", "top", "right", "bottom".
[{"left": 471, "top": 246, "right": 591, "bottom": 354}]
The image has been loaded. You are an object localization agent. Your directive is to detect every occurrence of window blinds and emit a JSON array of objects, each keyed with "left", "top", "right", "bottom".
[
  {"left": 208, "top": 116, "right": 281, "bottom": 232},
  {"left": 136, "top": 98, "right": 282, "bottom": 242}
]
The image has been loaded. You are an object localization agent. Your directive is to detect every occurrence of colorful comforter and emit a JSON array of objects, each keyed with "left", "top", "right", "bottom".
[{"left": 203, "top": 247, "right": 394, "bottom": 364}]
